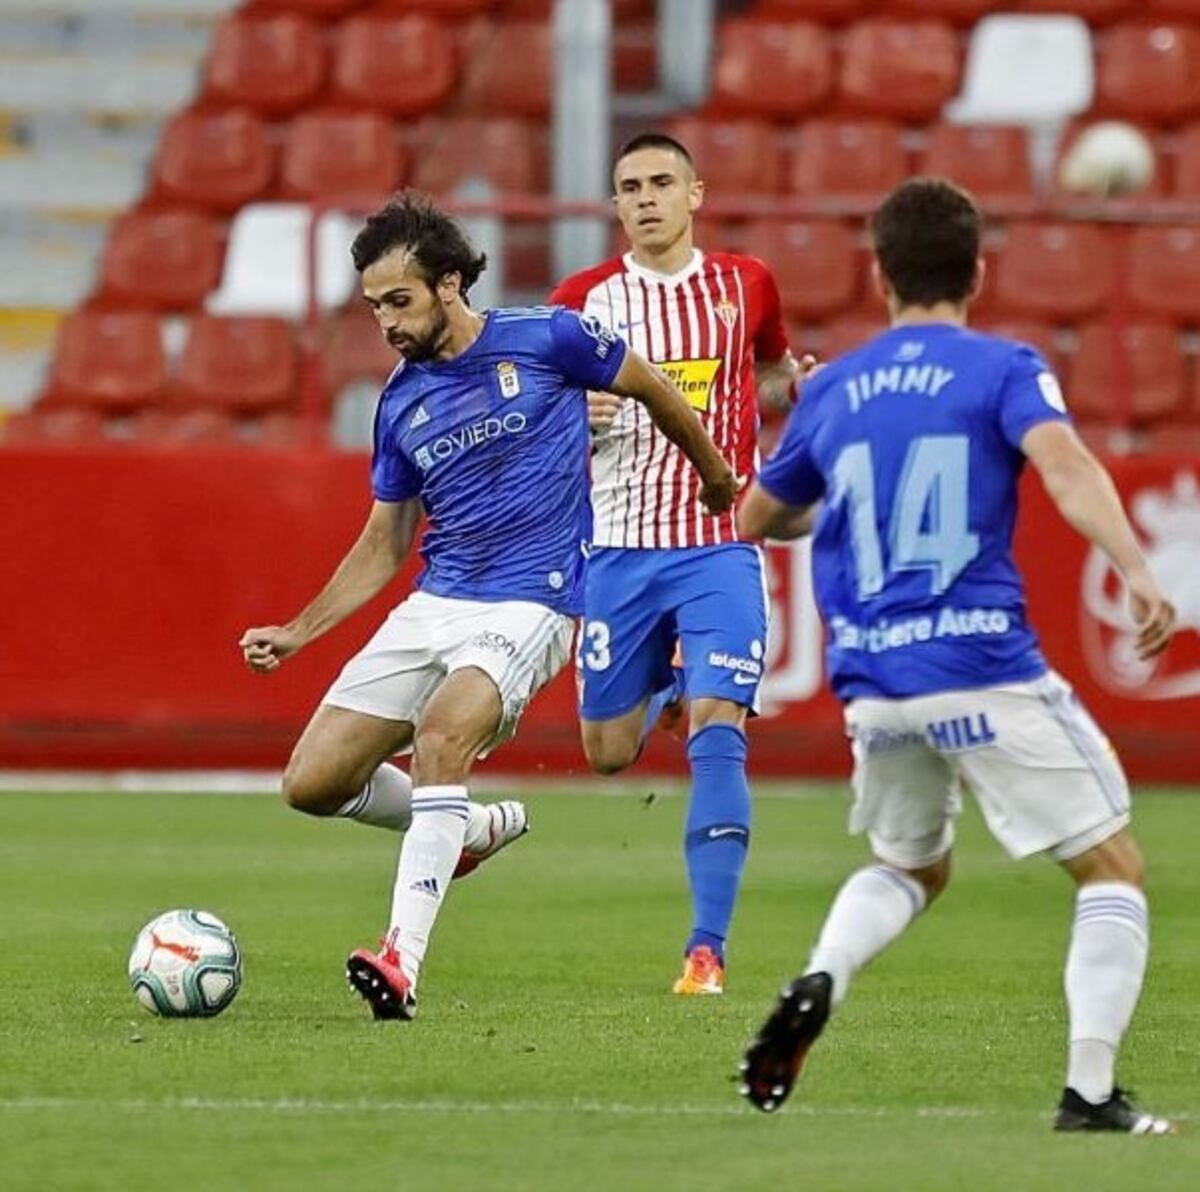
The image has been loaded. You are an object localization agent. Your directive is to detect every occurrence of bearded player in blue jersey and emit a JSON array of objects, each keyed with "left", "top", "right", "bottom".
[
  {"left": 240, "top": 194, "right": 735, "bottom": 1021},
  {"left": 736, "top": 179, "right": 1176, "bottom": 1134}
]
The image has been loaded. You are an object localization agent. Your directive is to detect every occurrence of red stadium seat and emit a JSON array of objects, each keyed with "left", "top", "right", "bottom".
[
  {"left": 149, "top": 109, "right": 274, "bottom": 213},
  {"left": 459, "top": 22, "right": 552, "bottom": 118},
  {"left": 742, "top": 220, "right": 859, "bottom": 319},
  {"left": 667, "top": 118, "right": 785, "bottom": 194},
  {"left": 244, "top": 0, "right": 370, "bottom": 17},
  {"left": 710, "top": 21, "right": 834, "bottom": 118},
  {"left": 1, "top": 406, "right": 106, "bottom": 446},
  {"left": 883, "top": 1, "right": 1001, "bottom": 23},
  {"left": 839, "top": 20, "right": 961, "bottom": 120},
  {"left": 281, "top": 110, "right": 406, "bottom": 202},
  {"left": 175, "top": 317, "right": 299, "bottom": 414},
  {"left": 1095, "top": 24, "right": 1200, "bottom": 123},
  {"left": 92, "top": 210, "right": 224, "bottom": 313},
  {"left": 129, "top": 407, "right": 241, "bottom": 446},
  {"left": 321, "top": 307, "right": 396, "bottom": 394},
  {"left": 42, "top": 312, "right": 166, "bottom": 413},
  {"left": 202, "top": 13, "right": 326, "bottom": 117},
  {"left": 411, "top": 117, "right": 545, "bottom": 195},
  {"left": 1014, "top": 0, "right": 1133, "bottom": 21},
  {"left": 789, "top": 119, "right": 907, "bottom": 201},
  {"left": 920, "top": 125, "right": 1034, "bottom": 202},
  {"left": 1144, "top": 0, "right": 1200, "bottom": 18},
  {"left": 818, "top": 315, "right": 887, "bottom": 360},
  {"left": 752, "top": 0, "right": 875, "bottom": 19},
  {"left": 1070, "top": 321, "right": 1186, "bottom": 425},
  {"left": 330, "top": 15, "right": 457, "bottom": 116},
  {"left": 973, "top": 318, "right": 1064, "bottom": 374},
  {"left": 1128, "top": 226, "right": 1200, "bottom": 322},
  {"left": 993, "top": 222, "right": 1116, "bottom": 320},
  {"left": 1169, "top": 122, "right": 1200, "bottom": 197},
  {"left": 503, "top": 0, "right": 649, "bottom": 14}
]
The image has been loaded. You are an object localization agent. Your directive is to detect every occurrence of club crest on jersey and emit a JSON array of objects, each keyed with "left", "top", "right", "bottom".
[
  {"left": 496, "top": 361, "right": 521, "bottom": 399},
  {"left": 716, "top": 299, "right": 738, "bottom": 331}
]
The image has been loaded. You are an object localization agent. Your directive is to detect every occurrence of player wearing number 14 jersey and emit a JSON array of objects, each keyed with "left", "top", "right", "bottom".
[
  {"left": 550, "top": 133, "right": 802, "bottom": 995},
  {"left": 738, "top": 179, "right": 1176, "bottom": 1133}
]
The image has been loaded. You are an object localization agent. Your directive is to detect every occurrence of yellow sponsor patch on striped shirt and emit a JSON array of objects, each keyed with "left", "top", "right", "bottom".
[{"left": 657, "top": 358, "right": 722, "bottom": 412}]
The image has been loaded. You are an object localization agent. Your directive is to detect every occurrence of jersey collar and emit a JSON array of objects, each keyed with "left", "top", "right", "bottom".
[{"left": 622, "top": 248, "right": 704, "bottom": 286}]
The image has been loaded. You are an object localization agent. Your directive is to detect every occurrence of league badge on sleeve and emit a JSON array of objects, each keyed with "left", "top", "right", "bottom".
[{"left": 497, "top": 361, "right": 521, "bottom": 399}]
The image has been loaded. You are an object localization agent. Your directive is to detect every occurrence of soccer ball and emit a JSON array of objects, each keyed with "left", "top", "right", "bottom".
[
  {"left": 1058, "top": 122, "right": 1155, "bottom": 197},
  {"left": 128, "top": 909, "right": 243, "bottom": 1018}
]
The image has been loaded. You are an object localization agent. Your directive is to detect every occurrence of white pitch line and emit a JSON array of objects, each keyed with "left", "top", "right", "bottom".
[{"left": 0, "top": 1095, "right": 996, "bottom": 1120}]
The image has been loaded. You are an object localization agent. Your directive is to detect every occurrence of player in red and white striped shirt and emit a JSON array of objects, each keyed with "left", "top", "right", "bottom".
[{"left": 549, "top": 133, "right": 803, "bottom": 995}]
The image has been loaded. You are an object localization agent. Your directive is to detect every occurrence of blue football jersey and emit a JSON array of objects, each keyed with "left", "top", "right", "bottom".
[
  {"left": 371, "top": 306, "right": 627, "bottom": 614},
  {"left": 758, "top": 324, "right": 1071, "bottom": 700}
]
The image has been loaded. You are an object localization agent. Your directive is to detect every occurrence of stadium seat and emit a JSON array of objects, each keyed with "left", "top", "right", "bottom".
[
  {"left": 244, "top": 0, "right": 370, "bottom": 17},
  {"left": 411, "top": 117, "right": 546, "bottom": 196},
  {"left": 752, "top": 0, "right": 874, "bottom": 20},
  {"left": 1014, "top": 0, "right": 1132, "bottom": 21},
  {"left": 789, "top": 119, "right": 907, "bottom": 201},
  {"left": 993, "top": 222, "right": 1115, "bottom": 319},
  {"left": 1128, "top": 226, "right": 1200, "bottom": 323},
  {"left": 818, "top": 315, "right": 886, "bottom": 361},
  {"left": 1070, "top": 321, "right": 1186, "bottom": 425},
  {"left": 92, "top": 210, "right": 224, "bottom": 313},
  {"left": 42, "top": 312, "right": 166, "bottom": 413},
  {"left": 741, "top": 220, "right": 858, "bottom": 319},
  {"left": 149, "top": 109, "right": 275, "bottom": 213},
  {"left": 839, "top": 20, "right": 961, "bottom": 121},
  {"left": 667, "top": 118, "right": 784, "bottom": 194},
  {"left": 459, "top": 22, "right": 552, "bottom": 118},
  {"left": 280, "top": 110, "right": 406, "bottom": 203},
  {"left": 1, "top": 406, "right": 106, "bottom": 446},
  {"left": 944, "top": 15, "right": 1093, "bottom": 127},
  {"left": 206, "top": 204, "right": 360, "bottom": 319},
  {"left": 330, "top": 15, "right": 457, "bottom": 116},
  {"left": 1144, "top": 0, "right": 1200, "bottom": 18},
  {"left": 175, "top": 316, "right": 299, "bottom": 414},
  {"left": 321, "top": 307, "right": 396, "bottom": 395},
  {"left": 884, "top": 1, "right": 1001, "bottom": 24},
  {"left": 920, "top": 125, "right": 1034, "bottom": 202},
  {"left": 503, "top": 0, "right": 649, "bottom": 14},
  {"left": 710, "top": 21, "right": 834, "bottom": 118},
  {"left": 129, "top": 407, "right": 241, "bottom": 446},
  {"left": 201, "top": 12, "right": 326, "bottom": 118},
  {"left": 1095, "top": 24, "right": 1200, "bottom": 123},
  {"left": 973, "top": 318, "right": 1064, "bottom": 373},
  {"left": 1171, "top": 122, "right": 1200, "bottom": 198}
]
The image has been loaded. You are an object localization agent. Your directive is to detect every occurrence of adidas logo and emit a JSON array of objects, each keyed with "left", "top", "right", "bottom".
[
  {"left": 410, "top": 876, "right": 440, "bottom": 898},
  {"left": 409, "top": 404, "right": 430, "bottom": 429}
]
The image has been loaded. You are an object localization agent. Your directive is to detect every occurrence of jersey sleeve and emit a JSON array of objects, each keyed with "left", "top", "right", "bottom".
[
  {"left": 547, "top": 306, "right": 628, "bottom": 392},
  {"left": 546, "top": 276, "right": 585, "bottom": 310},
  {"left": 751, "top": 261, "right": 790, "bottom": 363},
  {"left": 371, "top": 404, "right": 422, "bottom": 502},
  {"left": 757, "top": 386, "right": 826, "bottom": 507},
  {"left": 996, "top": 344, "right": 1072, "bottom": 449}
]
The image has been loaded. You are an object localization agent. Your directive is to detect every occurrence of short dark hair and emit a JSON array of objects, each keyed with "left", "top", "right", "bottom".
[
  {"left": 613, "top": 132, "right": 695, "bottom": 184},
  {"left": 870, "top": 178, "right": 981, "bottom": 307},
  {"left": 350, "top": 192, "right": 487, "bottom": 294}
]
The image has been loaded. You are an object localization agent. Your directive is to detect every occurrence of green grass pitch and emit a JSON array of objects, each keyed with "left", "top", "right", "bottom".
[{"left": 1, "top": 783, "right": 1197, "bottom": 1191}]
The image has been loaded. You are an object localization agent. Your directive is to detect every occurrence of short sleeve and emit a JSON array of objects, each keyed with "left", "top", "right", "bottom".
[
  {"left": 371, "top": 405, "right": 422, "bottom": 502},
  {"left": 547, "top": 306, "right": 628, "bottom": 392},
  {"left": 997, "top": 344, "right": 1071, "bottom": 449},
  {"left": 757, "top": 388, "right": 826, "bottom": 508},
  {"left": 752, "top": 264, "right": 790, "bottom": 363}
]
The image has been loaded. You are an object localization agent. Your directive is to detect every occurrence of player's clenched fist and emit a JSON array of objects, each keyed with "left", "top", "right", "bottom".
[
  {"left": 699, "top": 464, "right": 738, "bottom": 515},
  {"left": 239, "top": 625, "right": 303, "bottom": 674}
]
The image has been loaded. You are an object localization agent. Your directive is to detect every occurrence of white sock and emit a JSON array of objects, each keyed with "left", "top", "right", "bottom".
[
  {"left": 1064, "top": 881, "right": 1149, "bottom": 1104},
  {"left": 387, "top": 785, "right": 469, "bottom": 987},
  {"left": 462, "top": 802, "right": 493, "bottom": 853},
  {"left": 335, "top": 762, "right": 413, "bottom": 831},
  {"left": 806, "top": 863, "right": 927, "bottom": 1008}
]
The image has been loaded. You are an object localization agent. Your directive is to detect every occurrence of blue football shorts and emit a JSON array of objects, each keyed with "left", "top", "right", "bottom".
[{"left": 578, "top": 543, "right": 769, "bottom": 721}]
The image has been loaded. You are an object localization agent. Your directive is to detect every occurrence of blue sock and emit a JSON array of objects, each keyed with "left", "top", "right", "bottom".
[{"left": 683, "top": 724, "right": 751, "bottom": 959}]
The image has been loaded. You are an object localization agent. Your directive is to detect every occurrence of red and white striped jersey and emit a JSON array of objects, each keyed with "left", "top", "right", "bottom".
[{"left": 549, "top": 249, "right": 789, "bottom": 549}]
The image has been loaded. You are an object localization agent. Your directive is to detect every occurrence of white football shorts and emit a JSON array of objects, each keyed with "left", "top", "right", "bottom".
[
  {"left": 322, "top": 590, "right": 576, "bottom": 752},
  {"left": 844, "top": 670, "right": 1130, "bottom": 868}
]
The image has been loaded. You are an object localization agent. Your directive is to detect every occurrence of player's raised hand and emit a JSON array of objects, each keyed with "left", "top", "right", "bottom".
[
  {"left": 1125, "top": 569, "right": 1176, "bottom": 660},
  {"left": 699, "top": 463, "right": 739, "bottom": 515},
  {"left": 239, "top": 625, "right": 303, "bottom": 674},
  {"left": 587, "top": 389, "right": 623, "bottom": 432}
]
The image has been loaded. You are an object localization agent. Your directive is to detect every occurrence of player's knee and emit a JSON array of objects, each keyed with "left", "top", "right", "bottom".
[
  {"left": 1066, "top": 829, "right": 1145, "bottom": 888},
  {"left": 581, "top": 723, "right": 640, "bottom": 775},
  {"left": 411, "top": 723, "right": 475, "bottom": 783},
  {"left": 905, "top": 852, "right": 952, "bottom": 903},
  {"left": 280, "top": 756, "right": 342, "bottom": 816}
]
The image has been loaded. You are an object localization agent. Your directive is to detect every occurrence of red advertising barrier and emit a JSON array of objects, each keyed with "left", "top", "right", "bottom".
[{"left": 1, "top": 446, "right": 1197, "bottom": 781}]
